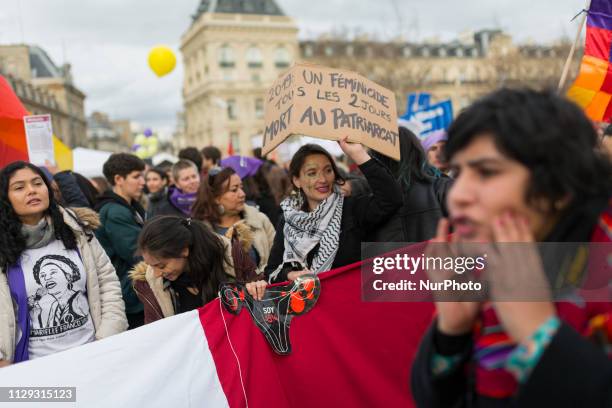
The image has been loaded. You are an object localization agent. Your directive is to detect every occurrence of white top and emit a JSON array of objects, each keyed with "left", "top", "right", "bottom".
[{"left": 21, "top": 240, "right": 95, "bottom": 359}]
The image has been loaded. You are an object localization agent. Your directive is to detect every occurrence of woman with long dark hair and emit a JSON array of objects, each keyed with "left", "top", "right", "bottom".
[
  {"left": 131, "top": 215, "right": 253, "bottom": 324},
  {"left": 0, "top": 161, "right": 127, "bottom": 366},
  {"left": 192, "top": 167, "right": 276, "bottom": 275},
  {"left": 372, "top": 126, "right": 452, "bottom": 242},
  {"left": 411, "top": 89, "right": 612, "bottom": 407}
]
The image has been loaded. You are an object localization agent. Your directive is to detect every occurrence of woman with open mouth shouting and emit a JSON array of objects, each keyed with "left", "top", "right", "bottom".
[{"left": 411, "top": 89, "right": 612, "bottom": 407}]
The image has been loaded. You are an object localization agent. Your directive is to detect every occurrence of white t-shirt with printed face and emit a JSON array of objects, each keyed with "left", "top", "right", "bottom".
[{"left": 20, "top": 239, "right": 95, "bottom": 359}]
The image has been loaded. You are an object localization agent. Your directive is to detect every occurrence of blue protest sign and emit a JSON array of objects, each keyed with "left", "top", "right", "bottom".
[
  {"left": 408, "top": 100, "right": 453, "bottom": 137},
  {"left": 402, "top": 92, "right": 431, "bottom": 118}
]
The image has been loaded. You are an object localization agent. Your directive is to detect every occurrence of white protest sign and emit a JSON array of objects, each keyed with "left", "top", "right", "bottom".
[{"left": 23, "top": 114, "right": 55, "bottom": 166}]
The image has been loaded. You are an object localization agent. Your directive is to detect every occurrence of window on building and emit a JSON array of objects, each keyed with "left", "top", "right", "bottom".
[
  {"left": 227, "top": 99, "right": 237, "bottom": 120},
  {"left": 438, "top": 47, "right": 447, "bottom": 57},
  {"left": 252, "top": 73, "right": 261, "bottom": 82},
  {"left": 246, "top": 46, "right": 263, "bottom": 68},
  {"left": 218, "top": 45, "right": 235, "bottom": 68},
  {"left": 255, "top": 98, "right": 264, "bottom": 119},
  {"left": 324, "top": 45, "right": 334, "bottom": 57},
  {"left": 230, "top": 132, "right": 240, "bottom": 154},
  {"left": 421, "top": 47, "right": 430, "bottom": 57},
  {"left": 275, "top": 47, "right": 291, "bottom": 68},
  {"left": 455, "top": 48, "right": 464, "bottom": 58},
  {"left": 303, "top": 45, "right": 313, "bottom": 58},
  {"left": 346, "top": 45, "right": 354, "bottom": 57},
  {"left": 402, "top": 47, "right": 412, "bottom": 57}
]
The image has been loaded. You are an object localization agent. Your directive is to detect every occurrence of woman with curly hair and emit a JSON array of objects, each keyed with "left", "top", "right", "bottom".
[{"left": 0, "top": 161, "right": 127, "bottom": 367}]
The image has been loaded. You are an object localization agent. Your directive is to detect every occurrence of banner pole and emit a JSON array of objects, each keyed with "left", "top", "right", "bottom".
[{"left": 558, "top": 0, "right": 591, "bottom": 93}]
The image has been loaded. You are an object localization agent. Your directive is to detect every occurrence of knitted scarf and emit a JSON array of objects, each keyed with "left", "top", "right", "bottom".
[
  {"left": 169, "top": 187, "right": 197, "bottom": 216},
  {"left": 474, "top": 196, "right": 612, "bottom": 398}
]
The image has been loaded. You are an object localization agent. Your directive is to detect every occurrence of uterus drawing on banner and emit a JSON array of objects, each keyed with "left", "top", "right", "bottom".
[{"left": 219, "top": 274, "right": 321, "bottom": 355}]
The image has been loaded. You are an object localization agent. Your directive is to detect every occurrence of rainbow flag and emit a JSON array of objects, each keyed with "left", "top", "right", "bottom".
[{"left": 567, "top": 0, "right": 612, "bottom": 122}]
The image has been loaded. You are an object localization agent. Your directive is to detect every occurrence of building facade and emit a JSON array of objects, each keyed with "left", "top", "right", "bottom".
[
  {"left": 300, "top": 30, "right": 577, "bottom": 115},
  {"left": 0, "top": 44, "right": 87, "bottom": 148},
  {"left": 180, "top": 0, "right": 298, "bottom": 154},
  {"left": 180, "top": 3, "right": 579, "bottom": 154},
  {"left": 86, "top": 112, "right": 134, "bottom": 152}
]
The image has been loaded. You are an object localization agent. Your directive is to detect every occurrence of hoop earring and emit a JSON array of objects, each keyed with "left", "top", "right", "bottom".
[{"left": 218, "top": 204, "right": 225, "bottom": 215}]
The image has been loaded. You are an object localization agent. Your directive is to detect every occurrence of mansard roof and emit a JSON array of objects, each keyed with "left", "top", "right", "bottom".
[{"left": 192, "top": 0, "right": 284, "bottom": 21}]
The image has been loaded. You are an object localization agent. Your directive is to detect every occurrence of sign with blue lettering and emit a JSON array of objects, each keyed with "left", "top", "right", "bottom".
[
  {"left": 407, "top": 100, "right": 453, "bottom": 137},
  {"left": 402, "top": 92, "right": 431, "bottom": 118}
]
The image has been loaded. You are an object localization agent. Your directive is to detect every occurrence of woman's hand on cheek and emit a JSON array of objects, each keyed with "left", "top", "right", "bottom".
[
  {"left": 338, "top": 136, "right": 370, "bottom": 165},
  {"left": 487, "top": 212, "right": 556, "bottom": 343},
  {"left": 428, "top": 218, "right": 481, "bottom": 336}
]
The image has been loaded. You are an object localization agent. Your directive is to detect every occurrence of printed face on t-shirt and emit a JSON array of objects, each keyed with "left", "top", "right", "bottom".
[
  {"left": 38, "top": 260, "right": 71, "bottom": 297},
  {"left": 21, "top": 243, "right": 95, "bottom": 358}
]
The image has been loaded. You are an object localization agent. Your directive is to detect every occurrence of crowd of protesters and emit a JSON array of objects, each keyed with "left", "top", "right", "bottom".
[{"left": 0, "top": 88, "right": 610, "bottom": 406}]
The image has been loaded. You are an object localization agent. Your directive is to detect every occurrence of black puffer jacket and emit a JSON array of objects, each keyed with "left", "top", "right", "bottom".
[
  {"left": 264, "top": 158, "right": 402, "bottom": 283},
  {"left": 146, "top": 187, "right": 185, "bottom": 220},
  {"left": 373, "top": 175, "right": 452, "bottom": 243}
]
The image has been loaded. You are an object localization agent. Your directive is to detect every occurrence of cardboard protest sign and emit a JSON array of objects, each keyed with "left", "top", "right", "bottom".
[{"left": 262, "top": 63, "right": 400, "bottom": 160}]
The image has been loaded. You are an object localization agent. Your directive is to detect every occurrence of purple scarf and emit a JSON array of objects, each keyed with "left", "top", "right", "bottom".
[
  {"left": 169, "top": 187, "right": 197, "bottom": 216},
  {"left": 7, "top": 263, "right": 30, "bottom": 362}
]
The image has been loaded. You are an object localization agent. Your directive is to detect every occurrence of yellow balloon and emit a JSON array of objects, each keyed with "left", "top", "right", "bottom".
[{"left": 148, "top": 46, "right": 176, "bottom": 77}]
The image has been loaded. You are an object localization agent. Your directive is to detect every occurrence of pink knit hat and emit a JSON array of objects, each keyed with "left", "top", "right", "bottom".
[{"left": 420, "top": 130, "right": 448, "bottom": 151}]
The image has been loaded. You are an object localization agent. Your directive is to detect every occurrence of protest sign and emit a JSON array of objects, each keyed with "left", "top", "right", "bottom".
[
  {"left": 407, "top": 100, "right": 453, "bottom": 137},
  {"left": 262, "top": 63, "right": 400, "bottom": 160},
  {"left": 23, "top": 114, "right": 55, "bottom": 166},
  {"left": 403, "top": 92, "right": 431, "bottom": 118}
]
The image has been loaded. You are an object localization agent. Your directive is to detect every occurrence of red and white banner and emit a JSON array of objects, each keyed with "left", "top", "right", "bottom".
[{"left": 0, "top": 262, "right": 434, "bottom": 407}]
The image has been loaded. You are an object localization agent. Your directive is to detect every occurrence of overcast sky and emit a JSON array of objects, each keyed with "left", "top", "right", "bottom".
[{"left": 0, "top": 0, "right": 585, "bottom": 139}]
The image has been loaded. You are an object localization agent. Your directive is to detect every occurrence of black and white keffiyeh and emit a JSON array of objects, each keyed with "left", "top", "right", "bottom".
[{"left": 268, "top": 186, "right": 344, "bottom": 281}]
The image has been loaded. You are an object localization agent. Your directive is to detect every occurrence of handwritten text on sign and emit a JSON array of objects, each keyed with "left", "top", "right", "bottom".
[{"left": 263, "top": 63, "right": 400, "bottom": 160}]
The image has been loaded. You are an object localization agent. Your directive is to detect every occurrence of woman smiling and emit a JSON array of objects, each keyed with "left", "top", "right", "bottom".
[{"left": 246, "top": 136, "right": 402, "bottom": 300}]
